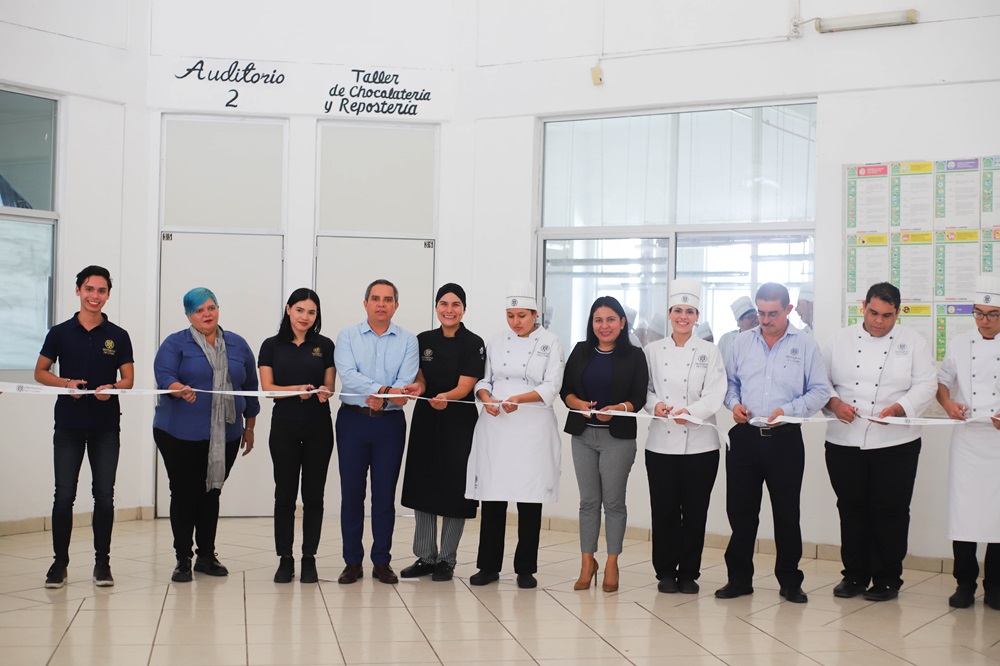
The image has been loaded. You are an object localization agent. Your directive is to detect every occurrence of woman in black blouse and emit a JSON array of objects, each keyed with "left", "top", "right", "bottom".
[
  {"left": 258, "top": 288, "right": 335, "bottom": 584},
  {"left": 399, "top": 283, "right": 486, "bottom": 581},
  {"left": 560, "top": 296, "right": 648, "bottom": 592}
]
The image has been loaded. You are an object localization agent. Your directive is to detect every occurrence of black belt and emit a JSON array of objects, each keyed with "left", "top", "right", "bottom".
[
  {"left": 742, "top": 422, "right": 801, "bottom": 438},
  {"left": 341, "top": 403, "right": 394, "bottom": 418}
]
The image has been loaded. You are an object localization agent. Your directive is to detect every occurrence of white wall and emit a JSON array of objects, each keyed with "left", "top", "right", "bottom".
[{"left": 1, "top": 0, "right": 996, "bottom": 558}]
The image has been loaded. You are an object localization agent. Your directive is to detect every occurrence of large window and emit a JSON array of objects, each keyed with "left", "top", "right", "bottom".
[
  {"left": 540, "top": 102, "right": 815, "bottom": 345},
  {"left": 0, "top": 89, "right": 57, "bottom": 371}
]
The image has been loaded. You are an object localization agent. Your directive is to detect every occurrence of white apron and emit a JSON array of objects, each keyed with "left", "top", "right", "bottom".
[
  {"left": 465, "top": 327, "right": 565, "bottom": 503},
  {"left": 941, "top": 332, "right": 1000, "bottom": 541}
]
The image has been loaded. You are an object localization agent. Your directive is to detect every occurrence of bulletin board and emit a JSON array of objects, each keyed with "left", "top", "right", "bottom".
[{"left": 844, "top": 157, "right": 999, "bottom": 360}]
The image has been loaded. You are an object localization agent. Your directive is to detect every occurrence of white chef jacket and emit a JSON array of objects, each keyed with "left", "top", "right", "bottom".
[
  {"left": 465, "top": 325, "right": 565, "bottom": 503},
  {"left": 823, "top": 322, "right": 936, "bottom": 449},
  {"left": 644, "top": 336, "right": 726, "bottom": 455},
  {"left": 939, "top": 329, "right": 1000, "bottom": 542},
  {"left": 717, "top": 329, "right": 739, "bottom": 366}
]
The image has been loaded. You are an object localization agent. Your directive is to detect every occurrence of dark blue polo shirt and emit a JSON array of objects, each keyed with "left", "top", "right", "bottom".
[
  {"left": 39, "top": 313, "right": 134, "bottom": 431},
  {"left": 258, "top": 333, "right": 335, "bottom": 421}
]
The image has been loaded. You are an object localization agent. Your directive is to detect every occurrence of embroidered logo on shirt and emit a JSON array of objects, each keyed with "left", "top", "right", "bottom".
[
  {"left": 422, "top": 348, "right": 434, "bottom": 362},
  {"left": 536, "top": 344, "right": 551, "bottom": 357},
  {"left": 312, "top": 347, "right": 323, "bottom": 358},
  {"left": 789, "top": 347, "right": 799, "bottom": 356},
  {"left": 103, "top": 340, "right": 116, "bottom": 356}
]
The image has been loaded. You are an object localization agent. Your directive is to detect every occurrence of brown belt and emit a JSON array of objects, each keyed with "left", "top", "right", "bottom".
[{"left": 341, "top": 403, "right": 392, "bottom": 418}]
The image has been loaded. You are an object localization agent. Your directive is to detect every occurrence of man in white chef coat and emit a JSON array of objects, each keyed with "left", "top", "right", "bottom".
[
  {"left": 822, "top": 282, "right": 936, "bottom": 602},
  {"left": 717, "top": 295, "right": 758, "bottom": 363},
  {"left": 796, "top": 285, "right": 814, "bottom": 335},
  {"left": 937, "top": 275, "right": 1000, "bottom": 611}
]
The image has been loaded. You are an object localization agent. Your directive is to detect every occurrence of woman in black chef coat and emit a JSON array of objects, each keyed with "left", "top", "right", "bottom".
[
  {"left": 258, "top": 288, "right": 335, "bottom": 585},
  {"left": 400, "top": 283, "right": 486, "bottom": 581}
]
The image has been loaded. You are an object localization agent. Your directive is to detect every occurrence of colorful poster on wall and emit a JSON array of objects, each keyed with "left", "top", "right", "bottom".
[
  {"left": 891, "top": 231, "right": 933, "bottom": 302},
  {"left": 935, "top": 303, "right": 977, "bottom": 361},
  {"left": 982, "top": 156, "right": 1000, "bottom": 229},
  {"left": 935, "top": 158, "right": 980, "bottom": 230},
  {"left": 899, "top": 303, "right": 934, "bottom": 349},
  {"left": 891, "top": 161, "right": 933, "bottom": 231},
  {"left": 982, "top": 229, "right": 1000, "bottom": 273},
  {"left": 846, "top": 164, "right": 889, "bottom": 234},
  {"left": 937, "top": 229, "right": 980, "bottom": 300},
  {"left": 846, "top": 234, "right": 889, "bottom": 300}
]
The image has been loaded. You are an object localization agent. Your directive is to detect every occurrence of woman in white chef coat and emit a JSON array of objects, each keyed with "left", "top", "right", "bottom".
[
  {"left": 937, "top": 274, "right": 1000, "bottom": 611},
  {"left": 466, "top": 282, "right": 565, "bottom": 589},
  {"left": 644, "top": 279, "right": 727, "bottom": 594}
]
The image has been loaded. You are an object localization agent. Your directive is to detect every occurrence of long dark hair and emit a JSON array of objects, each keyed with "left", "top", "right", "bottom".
[
  {"left": 278, "top": 288, "right": 322, "bottom": 341},
  {"left": 584, "top": 296, "right": 635, "bottom": 354}
]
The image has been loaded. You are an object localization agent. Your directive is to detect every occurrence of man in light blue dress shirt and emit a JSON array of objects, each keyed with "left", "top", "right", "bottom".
[
  {"left": 334, "top": 279, "right": 419, "bottom": 585},
  {"left": 715, "top": 282, "right": 830, "bottom": 604}
]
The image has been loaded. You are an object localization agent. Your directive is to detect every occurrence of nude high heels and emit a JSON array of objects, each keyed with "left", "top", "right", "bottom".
[
  {"left": 602, "top": 557, "right": 619, "bottom": 592},
  {"left": 573, "top": 558, "right": 599, "bottom": 590}
]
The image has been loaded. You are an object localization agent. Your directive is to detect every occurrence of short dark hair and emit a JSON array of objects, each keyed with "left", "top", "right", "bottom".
[
  {"left": 365, "top": 279, "right": 398, "bottom": 301},
  {"left": 865, "top": 282, "right": 901, "bottom": 310},
  {"left": 278, "top": 288, "right": 323, "bottom": 341},
  {"left": 584, "top": 296, "right": 635, "bottom": 355},
  {"left": 755, "top": 282, "right": 790, "bottom": 307},
  {"left": 76, "top": 265, "right": 112, "bottom": 290}
]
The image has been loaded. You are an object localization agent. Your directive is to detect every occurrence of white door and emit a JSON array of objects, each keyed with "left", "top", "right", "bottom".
[
  {"left": 314, "top": 236, "right": 436, "bottom": 514},
  {"left": 156, "top": 231, "right": 284, "bottom": 517}
]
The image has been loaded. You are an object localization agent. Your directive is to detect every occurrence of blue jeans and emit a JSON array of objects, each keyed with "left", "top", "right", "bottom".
[{"left": 52, "top": 428, "right": 120, "bottom": 566}]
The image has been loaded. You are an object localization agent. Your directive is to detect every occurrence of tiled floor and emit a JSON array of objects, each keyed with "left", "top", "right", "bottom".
[{"left": 0, "top": 516, "right": 997, "bottom": 665}]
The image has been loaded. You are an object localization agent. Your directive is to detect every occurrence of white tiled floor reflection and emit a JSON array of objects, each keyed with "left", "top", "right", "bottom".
[{"left": 0, "top": 516, "right": 997, "bottom": 665}]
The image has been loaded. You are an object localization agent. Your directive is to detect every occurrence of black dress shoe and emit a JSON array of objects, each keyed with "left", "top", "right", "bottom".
[
  {"left": 469, "top": 570, "right": 499, "bottom": 586},
  {"left": 779, "top": 586, "right": 808, "bottom": 603},
  {"left": 171, "top": 558, "right": 192, "bottom": 583},
  {"left": 338, "top": 563, "right": 363, "bottom": 584},
  {"left": 400, "top": 559, "right": 436, "bottom": 578},
  {"left": 677, "top": 579, "right": 700, "bottom": 594},
  {"left": 657, "top": 578, "right": 678, "bottom": 593},
  {"left": 372, "top": 564, "right": 398, "bottom": 584},
  {"left": 273, "top": 557, "right": 294, "bottom": 583},
  {"left": 949, "top": 584, "right": 976, "bottom": 608},
  {"left": 863, "top": 585, "right": 898, "bottom": 602},
  {"left": 715, "top": 583, "right": 754, "bottom": 599},
  {"left": 516, "top": 574, "right": 537, "bottom": 589},
  {"left": 299, "top": 556, "right": 318, "bottom": 584},
  {"left": 431, "top": 561, "right": 454, "bottom": 582},
  {"left": 833, "top": 579, "right": 866, "bottom": 598},
  {"left": 194, "top": 555, "right": 229, "bottom": 577}
]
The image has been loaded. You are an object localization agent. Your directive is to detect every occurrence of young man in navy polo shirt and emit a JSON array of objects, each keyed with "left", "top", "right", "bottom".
[{"left": 34, "top": 266, "right": 134, "bottom": 588}]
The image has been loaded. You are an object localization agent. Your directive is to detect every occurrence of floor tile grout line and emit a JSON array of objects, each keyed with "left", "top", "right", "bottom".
[
  {"left": 44, "top": 597, "right": 83, "bottom": 666},
  {"left": 146, "top": 584, "right": 171, "bottom": 666},
  {"left": 317, "top": 579, "right": 352, "bottom": 666}
]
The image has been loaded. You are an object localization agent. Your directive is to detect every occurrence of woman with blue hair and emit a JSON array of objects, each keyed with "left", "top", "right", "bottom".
[{"left": 153, "top": 287, "right": 260, "bottom": 582}]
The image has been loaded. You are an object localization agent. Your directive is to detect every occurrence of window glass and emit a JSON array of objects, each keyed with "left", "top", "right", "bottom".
[
  {"left": 0, "top": 90, "right": 56, "bottom": 211},
  {"left": 0, "top": 218, "right": 54, "bottom": 370},
  {"left": 543, "top": 237, "right": 669, "bottom": 348}
]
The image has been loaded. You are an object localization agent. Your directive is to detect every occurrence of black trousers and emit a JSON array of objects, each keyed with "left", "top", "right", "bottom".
[
  {"left": 953, "top": 541, "right": 1000, "bottom": 592},
  {"left": 825, "top": 439, "right": 920, "bottom": 590},
  {"left": 646, "top": 449, "right": 719, "bottom": 582},
  {"left": 153, "top": 429, "right": 239, "bottom": 560},
  {"left": 269, "top": 416, "right": 334, "bottom": 558},
  {"left": 725, "top": 423, "right": 805, "bottom": 589},
  {"left": 476, "top": 501, "right": 542, "bottom": 574}
]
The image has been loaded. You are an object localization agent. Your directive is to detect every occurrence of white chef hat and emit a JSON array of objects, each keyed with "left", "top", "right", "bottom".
[
  {"left": 730, "top": 295, "right": 755, "bottom": 320},
  {"left": 668, "top": 279, "right": 702, "bottom": 309},
  {"left": 798, "top": 284, "right": 814, "bottom": 302},
  {"left": 974, "top": 274, "right": 1000, "bottom": 306},
  {"left": 694, "top": 321, "right": 713, "bottom": 340},
  {"left": 506, "top": 281, "right": 538, "bottom": 311}
]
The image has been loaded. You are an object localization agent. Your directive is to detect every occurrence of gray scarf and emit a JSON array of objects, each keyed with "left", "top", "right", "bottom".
[{"left": 189, "top": 326, "right": 236, "bottom": 491}]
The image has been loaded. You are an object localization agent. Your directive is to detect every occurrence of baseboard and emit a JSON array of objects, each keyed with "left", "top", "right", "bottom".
[{"left": 0, "top": 506, "right": 155, "bottom": 537}]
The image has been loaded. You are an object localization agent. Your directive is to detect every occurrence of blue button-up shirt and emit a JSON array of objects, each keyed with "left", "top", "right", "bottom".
[
  {"left": 334, "top": 320, "right": 419, "bottom": 409},
  {"left": 724, "top": 324, "right": 829, "bottom": 421}
]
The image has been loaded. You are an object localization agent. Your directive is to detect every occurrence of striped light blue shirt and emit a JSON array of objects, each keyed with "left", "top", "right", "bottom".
[
  {"left": 334, "top": 320, "right": 419, "bottom": 410},
  {"left": 724, "top": 324, "right": 829, "bottom": 421}
]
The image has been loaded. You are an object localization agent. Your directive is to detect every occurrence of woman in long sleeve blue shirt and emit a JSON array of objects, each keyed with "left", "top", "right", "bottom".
[{"left": 153, "top": 287, "right": 260, "bottom": 583}]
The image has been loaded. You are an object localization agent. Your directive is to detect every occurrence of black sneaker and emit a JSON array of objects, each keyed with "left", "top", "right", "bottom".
[
  {"left": 862, "top": 585, "right": 898, "bottom": 602},
  {"left": 516, "top": 573, "right": 537, "bottom": 589},
  {"left": 299, "top": 556, "right": 318, "bottom": 584},
  {"left": 949, "top": 584, "right": 976, "bottom": 609},
  {"left": 273, "top": 557, "right": 294, "bottom": 584},
  {"left": 431, "top": 561, "right": 454, "bottom": 582},
  {"left": 171, "top": 558, "right": 192, "bottom": 583},
  {"left": 45, "top": 563, "right": 67, "bottom": 589},
  {"left": 194, "top": 555, "right": 229, "bottom": 577},
  {"left": 400, "top": 559, "right": 436, "bottom": 578},
  {"left": 93, "top": 562, "right": 115, "bottom": 587}
]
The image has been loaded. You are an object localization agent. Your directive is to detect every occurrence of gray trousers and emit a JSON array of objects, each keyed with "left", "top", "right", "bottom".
[
  {"left": 571, "top": 427, "right": 637, "bottom": 555},
  {"left": 412, "top": 509, "right": 466, "bottom": 566}
]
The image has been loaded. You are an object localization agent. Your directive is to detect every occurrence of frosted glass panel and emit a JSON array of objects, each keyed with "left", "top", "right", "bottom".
[
  {"left": 162, "top": 118, "right": 285, "bottom": 230},
  {"left": 0, "top": 219, "right": 54, "bottom": 370},
  {"left": 318, "top": 124, "right": 436, "bottom": 234}
]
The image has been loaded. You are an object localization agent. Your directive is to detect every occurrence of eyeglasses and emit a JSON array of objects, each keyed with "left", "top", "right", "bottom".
[{"left": 972, "top": 309, "right": 1000, "bottom": 322}]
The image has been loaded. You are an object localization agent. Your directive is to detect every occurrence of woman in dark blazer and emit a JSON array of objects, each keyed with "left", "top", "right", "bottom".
[{"left": 560, "top": 296, "right": 648, "bottom": 592}]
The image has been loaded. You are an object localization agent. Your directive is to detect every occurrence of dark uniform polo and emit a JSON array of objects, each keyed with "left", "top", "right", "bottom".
[
  {"left": 257, "top": 334, "right": 336, "bottom": 420},
  {"left": 39, "top": 313, "right": 134, "bottom": 431}
]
